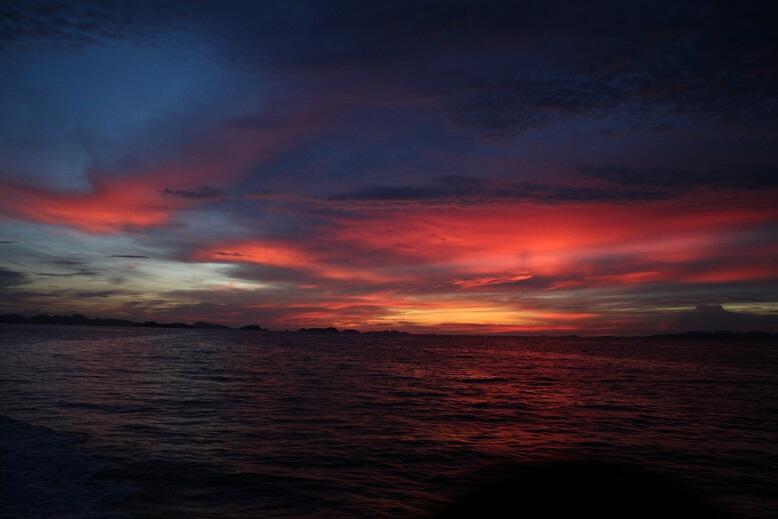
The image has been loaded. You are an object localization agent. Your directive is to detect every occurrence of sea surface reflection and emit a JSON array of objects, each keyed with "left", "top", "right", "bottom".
[{"left": 1, "top": 325, "right": 776, "bottom": 517}]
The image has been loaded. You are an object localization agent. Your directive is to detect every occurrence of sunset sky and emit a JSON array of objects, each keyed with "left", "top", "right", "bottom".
[{"left": 1, "top": 1, "right": 777, "bottom": 334}]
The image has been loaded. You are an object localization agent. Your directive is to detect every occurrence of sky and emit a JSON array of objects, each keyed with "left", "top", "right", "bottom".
[{"left": 1, "top": 0, "right": 777, "bottom": 334}]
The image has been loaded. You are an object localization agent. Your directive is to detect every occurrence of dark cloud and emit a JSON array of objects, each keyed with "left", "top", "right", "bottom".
[
  {"left": 469, "top": 1, "right": 773, "bottom": 137},
  {"left": 160, "top": 186, "right": 221, "bottom": 200},
  {"left": 228, "top": 263, "right": 333, "bottom": 286},
  {"left": 672, "top": 304, "right": 778, "bottom": 332},
  {"left": 4, "top": 1, "right": 775, "bottom": 139},
  {"left": 0, "top": 267, "right": 28, "bottom": 287},
  {"left": 34, "top": 270, "right": 99, "bottom": 277},
  {"left": 445, "top": 50, "right": 777, "bottom": 138},
  {"left": 651, "top": 124, "right": 674, "bottom": 133},
  {"left": 223, "top": 114, "right": 288, "bottom": 132},
  {"left": 577, "top": 164, "right": 778, "bottom": 191},
  {"left": 1, "top": 1, "right": 776, "bottom": 334},
  {"left": 51, "top": 259, "right": 87, "bottom": 266},
  {"left": 0, "top": 0, "right": 182, "bottom": 50},
  {"left": 334, "top": 175, "right": 666, "bottom": 205},
  {"left": 446, "top": 78, "right": 627, "bottom": 139},
  {"left": 68, "top": 289, "right": 124, "bottom": 298},
  {"left": 5, "top": 286, "right": 131, "bottom": 300},
  {"left": 0, "top": 240, "right": 14, "bottom": 244},
  {"left": 202, "top": 1, "right": 551, "bottom": 70},
  {"left": 191, "top": 1, "right": 776, "bottom": 138}
]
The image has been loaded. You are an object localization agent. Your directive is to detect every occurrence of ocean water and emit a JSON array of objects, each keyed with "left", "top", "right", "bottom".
[{"left": 1, "top": 324, "right": 776, "bottom": 518}]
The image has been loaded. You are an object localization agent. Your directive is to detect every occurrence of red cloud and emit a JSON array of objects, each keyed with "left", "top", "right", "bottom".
[
  {"left": 181, "top": 189, "right": 778, "bottom": 333},
  {"left": 0, "top": 176, "right": 183, "bottom": 233},
  {"left": 0, "top": 106, "right": 324, "bottom": 233}
]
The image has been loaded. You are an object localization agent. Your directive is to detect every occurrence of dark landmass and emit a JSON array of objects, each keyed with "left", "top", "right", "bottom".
[
  {"left": 1, "top": 313, "right": 139, "bottom": 327},
  {"left": 138, "top": 321, "right": 192, "bottom": 329},
  {"left": 298, "top": 327, "right": 340, "bottom": 334},
  {"left": 0, "top": 313, "right": 409, "bottom": 335},
  {"left": 0, "top": 314, "right": 235, "bottom": 330},
  {"left": 239, "top": 324, "right": 269, "bottom": 331},
  {"left": 1, "top": 313, "right": 774, "bottom": 339},
  {"left": 193, "top": 321, "right": 231, "bottom": 330},
  {"left": 0, "top": 313, "right": 208, "bottom": 330}
]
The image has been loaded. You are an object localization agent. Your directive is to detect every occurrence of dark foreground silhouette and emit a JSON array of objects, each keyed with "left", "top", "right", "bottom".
[{"left": 430, "top": 461, "right": 736, "bottom": 519}]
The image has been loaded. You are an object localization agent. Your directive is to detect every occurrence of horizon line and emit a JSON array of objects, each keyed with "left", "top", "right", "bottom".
[{"left": 2, "top": 312, "right": 777, "bottom": 340}]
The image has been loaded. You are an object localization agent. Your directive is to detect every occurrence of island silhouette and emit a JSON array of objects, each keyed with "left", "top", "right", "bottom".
[
  {"left": 0, "top": 313, "right": 410, "bottom": 335},
  {"left": 1, "top": 313, "right": 775, "bottom": 339}
]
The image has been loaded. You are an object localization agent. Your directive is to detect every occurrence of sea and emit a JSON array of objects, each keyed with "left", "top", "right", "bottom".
[{"left": 1, "top": 324, "right": 776, "bottom": 518}]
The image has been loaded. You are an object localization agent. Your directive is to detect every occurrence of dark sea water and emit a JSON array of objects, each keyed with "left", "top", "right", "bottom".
[{"left": 1, "top": 324, "right": 776, "bottom": 518}]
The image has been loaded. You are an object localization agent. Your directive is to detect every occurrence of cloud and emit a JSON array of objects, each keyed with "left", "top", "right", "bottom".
[
  {"left": 192, "top": 239, "right": 402, "bottom": 283},
  {"left": 14, "top": 286, "right": 129, "bottom": 299},
  {"left": 325, "top": 167, "right": 773, "bottom": 212},
  {"left": 446, "top": 78, "right": 627, "bottom": 139},
  {"left": 1, "top": 1, "right": 776, "bottom": 334},
  {"left": 0, "top": 267, "right": 28, "bottom": 288},
  {"left": 333, "top": 175, "right": 666, "bottom": 206},
  {"left": 0, "top": 108, "right": 315, "bottom": 232},
  {"left": 51, "top": 259, "right": 85, "bottom": 266},
  {"left": 0, "top": 0, "right": 182, "bottom": 50},
  {"left": 68, "top": 289, "right": 125, "bottom": 298},
  {"left": 195, "top": 2, "right": 770, "bottom": 140},
  {"left": 445, "top": 51, "right": 778, "bottom": 139},
  {"left": 160, "top": 186, "right": 221, "bottom": 200},
  {"left": 34, "top": 270, "right": 99, "bottom": 277},
  {"left": 6, "top": 1, "right": 774, "bottom": 142},
  {"left": 576, "top": 164, "right": 778, "bottom": 191},
  {"left": 186, "top": 190, "right": 778, "bottom": 298},
  {"left": 432, "top": 3, "right": 777, "bottom": 138},
  {"left": 0, "top": 175, "right": 181, "bottom": 233}
]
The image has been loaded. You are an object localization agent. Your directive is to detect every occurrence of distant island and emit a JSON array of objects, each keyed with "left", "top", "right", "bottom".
[
  {"left": 1, "top": 313, "right": 775, "bottom": 339},
  {"left": 0, "top": 313, "right": 232, "bottom": 329},
  {"left": 239, "top": 324, "right": 269, "bottom": 331},
  {"left": 0, "top": 313, "right": 408, "bottom": 335}
]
